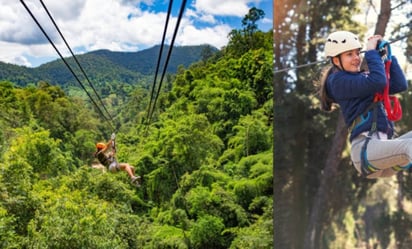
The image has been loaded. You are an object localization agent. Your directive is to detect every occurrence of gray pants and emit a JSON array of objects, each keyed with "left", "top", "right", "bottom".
[
  {"left": 108, "top": 160, "right": 120, "bottom": 172},
  {"left": 351, "top": 131, "right": 412, "bottom": 178}
]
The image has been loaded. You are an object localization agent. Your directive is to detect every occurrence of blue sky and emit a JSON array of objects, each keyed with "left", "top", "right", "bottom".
[{"left": 0, "top": 0, "right": 273, "bottom": 67}]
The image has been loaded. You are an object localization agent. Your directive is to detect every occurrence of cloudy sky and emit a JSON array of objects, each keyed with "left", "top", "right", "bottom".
[{"left": 0, "top": 0, "right": 273, "bottom": 68}]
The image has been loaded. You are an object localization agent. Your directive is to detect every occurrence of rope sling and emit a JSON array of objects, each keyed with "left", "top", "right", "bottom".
[{"left": 373, "top": 40, "right": 402, "bottom": 121}]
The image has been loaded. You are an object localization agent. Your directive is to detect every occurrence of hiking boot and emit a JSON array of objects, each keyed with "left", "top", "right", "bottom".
[{"left": 131, "top": 176, "right": 141, "bottom": 187}]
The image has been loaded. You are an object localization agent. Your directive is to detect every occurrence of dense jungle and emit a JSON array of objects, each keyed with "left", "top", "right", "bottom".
[{"left": 0, "top": 7, "right": 273, "bottom": 249}]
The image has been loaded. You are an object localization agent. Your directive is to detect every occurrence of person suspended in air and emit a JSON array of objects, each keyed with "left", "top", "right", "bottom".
[
  {"left": 94, "top": 133, "right": 141, "bottom": 186},
  {"left": 319, "top": 31, "right": 410, "bottom": 178}
]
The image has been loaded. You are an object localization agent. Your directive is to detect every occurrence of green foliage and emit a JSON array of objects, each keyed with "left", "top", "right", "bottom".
[
  {"left": 221, "top": 112, "right": 271, "bottom": 163},
  {"left": 229, "top": 206, "right": 273, "bottom": 249},
  {"left": 0, "top": 157, "right": 35, "bottom": 238},
  {"left": 229, "top": 152, "right": 272, "bottom": 210},
  {"left": 226, "top": 7, "right": 271, "bottom": 58},
  {"left": 142, "top": 113, "right": 224, "bottom": 203},
  {"left": 7, "top": 125, "right": 74, "bottom": 178},
  {"left": 140, "top": 224, "right": 189, "bottom": 249},
  {"left": 0, "top": 62, "right": 38, "bottom": 86},
  {"left": 236, "top": 48, "right": 273, "bottom": 106},
  {"left": 190, "top": 214, "right": 226, "bottom": 249},
  {"left": 0, "top": 205, "right": 20, "bottom": 249},
  {"left": 185, "top": 184, "right": 249, "bottom": 228},
  {"left": 27, "top": 182, "right": 138, "bottom": 248}
]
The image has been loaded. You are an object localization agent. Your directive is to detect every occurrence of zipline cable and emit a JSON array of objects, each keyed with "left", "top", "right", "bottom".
[
  {"left": 273, "top": 32, "right": 412, "bottom": 75},
  {"left": 146, "top": 0, "right": 188, "bottom": 125},
  {"left": 145, "top": 0, "right": 174, "bottom": 124},
  {"left": 20, "top": 0, "right": 115, "bottom": 131},
  {"left": 39, "top": 0, "right": 115, "bottom": 127}
]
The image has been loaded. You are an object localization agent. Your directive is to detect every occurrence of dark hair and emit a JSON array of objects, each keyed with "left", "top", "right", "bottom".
[{"left": 318, "top": 65, "right": 336, "bottom": 112}]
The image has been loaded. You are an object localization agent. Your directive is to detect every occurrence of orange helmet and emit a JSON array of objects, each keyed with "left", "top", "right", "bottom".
[{"left": 96, "top": 142, "right": 106, "bottom": 150}]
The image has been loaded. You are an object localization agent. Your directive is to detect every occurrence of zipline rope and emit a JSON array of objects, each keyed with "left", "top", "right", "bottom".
[
  {"left": 146, "top": 0, "right": 174, "bottom": 124},
  {"left": 20, "top": 0, "right": 115, "bottom": 131},
  {"left": 146, "top": 0, "right": 188, "bottom": 126},
  {"left": 39, "top": 0, "right": 115, "bottom": 126}
]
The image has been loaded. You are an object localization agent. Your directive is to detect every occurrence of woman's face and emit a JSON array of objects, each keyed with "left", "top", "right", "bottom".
[{"left": 333, "top": 49, "right": 361, "bottom": 73}]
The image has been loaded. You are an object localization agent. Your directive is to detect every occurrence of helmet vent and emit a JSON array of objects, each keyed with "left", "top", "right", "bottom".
[{"left": 327, "top": 38, "right": 338, "bottom": 44}]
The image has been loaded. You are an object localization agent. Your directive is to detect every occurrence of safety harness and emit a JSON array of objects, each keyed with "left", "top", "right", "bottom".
[
  {"left": 358, "top": 102, "right": 381, "bottom": 177},
  {"left": 357, "top": 40, "right": 402, "bottom": 177}
]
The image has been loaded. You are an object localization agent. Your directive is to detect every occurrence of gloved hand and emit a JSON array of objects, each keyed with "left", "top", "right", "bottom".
[
  {"left": 111, "top": 133, "right": 116, "bottom": 140},
  {"left": 376, "top": 40, "right": 386, "bottom": 57},
  {"left": 376, "top": 40, "right": 391, "bottom": 61}
]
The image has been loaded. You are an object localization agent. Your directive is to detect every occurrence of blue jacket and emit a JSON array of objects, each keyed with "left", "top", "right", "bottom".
[{"left": 326, "top": 50, "right": 407, "bottom": 142}]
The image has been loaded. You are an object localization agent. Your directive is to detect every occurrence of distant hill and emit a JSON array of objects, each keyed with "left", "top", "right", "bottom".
[
  {"left": 90, "top": 44, "right": 217, "bottom": 75},
  {"left": 0, "top": 44, "right": 218, "bottom": 88}
]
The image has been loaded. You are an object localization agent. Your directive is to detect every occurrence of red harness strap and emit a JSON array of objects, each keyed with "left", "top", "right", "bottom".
[{"left": 373, "top": 60, "right": 402, "bottom": 121}]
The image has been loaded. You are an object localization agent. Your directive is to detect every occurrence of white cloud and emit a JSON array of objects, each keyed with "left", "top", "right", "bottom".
[
  {"left": 178, "top": 24, "right": 232, "bottom": 49},
  {"left": 0, "top": 1, "right": 51, "bottom": 44},
  {"left": 43, "top": 0, "right": 86, "bottom": 21},
  {"left": 185, "top": 8, "right": 217, "bottom": 25},
  {"left": 193, "top": 0, "right": 255, "bottom": 16},
  {"left": 0, "top": 41, "right": 30, "bottom": 66}
]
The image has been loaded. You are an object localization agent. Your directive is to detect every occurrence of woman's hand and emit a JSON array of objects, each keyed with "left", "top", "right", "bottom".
[{"left": 366, "top": 35, "right": 383, "bottom": 50}]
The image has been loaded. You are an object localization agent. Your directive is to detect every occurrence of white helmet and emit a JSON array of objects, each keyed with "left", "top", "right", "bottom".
[{"left": 324, "top": 31, "right": 362, "bottom": 57}]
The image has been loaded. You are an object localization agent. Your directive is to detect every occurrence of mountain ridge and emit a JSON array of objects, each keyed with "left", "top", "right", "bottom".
[{"left": 0, "top": 44, "right": 218, "bottom": 88}]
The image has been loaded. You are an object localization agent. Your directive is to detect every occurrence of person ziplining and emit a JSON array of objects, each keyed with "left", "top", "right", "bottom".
[
  {"left": 319, "top": 31, "right": 411, "bottom": 178},
  {"left": 94, "top": 133, "right": 141, "bottom": 186}
]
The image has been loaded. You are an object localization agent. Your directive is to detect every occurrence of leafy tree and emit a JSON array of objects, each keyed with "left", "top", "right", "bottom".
[
  {"left": 187, "top": 77, "right": 257, "bottom": 142},
  {"left": 142, "top": 113, "right": 223, "bottom": 203},
  {"left": 140, "top": 224, "right": 189, "bottom": 249},
  {"left": 10, "top": 125, "right": 74, "bottom": 178},
  {"left": 227, "top": 7, "right": 268, "bottom": 57},
  {"left": 27, "top": 182, "right": 139, "bottom": 248},
  {"left": 184, "top": 184, "right": 249, "bottom": 228},
  {"left": 0, "top": 81, "right": 31, "bottom": 127},
  {"left": 190, "top": 214, "right": 226, "bottom": 249},
  {"left": 236, "top": 48, "right": 273, "bottom": 106},
  {"left": 229, "top": 200, "right": 273, "bottom": 249},
  {"left": 231, "top": 153, "right": 273, "bottom": 210},
  {"left": 242, "top": 7, "right": 265, "bottom": 34},
  {"left": 0, "top": 202, "right": 21, "bottom": 248},
  {"left": 0, "top": 149, "right": 35, "bottom": 237},
  {"left": 221, "top": 112, "right": 271, "bottom": 163}
]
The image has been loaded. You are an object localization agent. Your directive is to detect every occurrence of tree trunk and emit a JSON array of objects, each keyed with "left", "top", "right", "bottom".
[
  {"left": 374, "top": 0, "right": 391, "bottom": 37},
  {"left": 303, "top": 113, "right": 348, "bottom": 249},
  {"left": 273, "top": 0, "right": 295, "bottom": 247}
]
